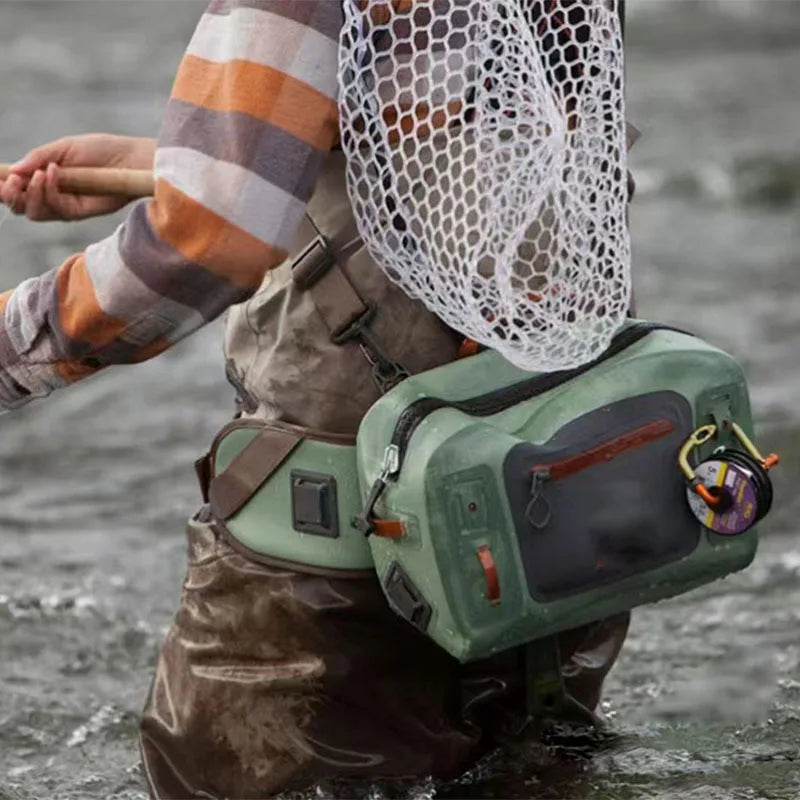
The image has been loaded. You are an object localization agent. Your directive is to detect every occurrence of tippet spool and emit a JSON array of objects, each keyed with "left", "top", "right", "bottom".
[{"left": 679, "top": 423, "right": 778, "bottom": 536}]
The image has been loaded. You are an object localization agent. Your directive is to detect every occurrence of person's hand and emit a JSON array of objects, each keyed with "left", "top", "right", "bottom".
[{"left": 0, "top": 134, "right": 156, "bottom": 222}]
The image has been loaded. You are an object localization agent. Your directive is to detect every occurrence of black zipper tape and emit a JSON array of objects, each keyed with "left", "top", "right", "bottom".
[{"left": 388, "top": 323, "right": 690, "bottom": 472}]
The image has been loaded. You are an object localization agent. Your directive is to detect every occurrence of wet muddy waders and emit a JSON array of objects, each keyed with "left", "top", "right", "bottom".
[
  {"left": 139, "top": 150, "right": 776, "bottom": 799},
  {"left": 138, "top": 151, "right": 633, "bottom": 799}
]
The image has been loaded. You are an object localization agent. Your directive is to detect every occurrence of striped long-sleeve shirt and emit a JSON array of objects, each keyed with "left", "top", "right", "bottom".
[{"left": 0, "top": 0, "right": 342, "bottom": 408}]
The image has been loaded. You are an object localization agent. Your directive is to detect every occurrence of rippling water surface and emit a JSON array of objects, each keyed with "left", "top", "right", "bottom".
[{"left": 1, "top": 1, "right": 799, "bottom": 798}]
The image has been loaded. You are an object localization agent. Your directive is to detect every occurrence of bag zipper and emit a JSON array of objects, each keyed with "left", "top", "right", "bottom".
[
  {"left": 531, "top": 418, "right": 676, "bottom": 482},
  {"left": 524, "top": 417, "right": 677, "bottom": 530},
  {"left": 387, "top": 322, "right": 688, "bottom": 473},
  {"left": 354, "top": 322, "right": 689, "bottom": 535}
]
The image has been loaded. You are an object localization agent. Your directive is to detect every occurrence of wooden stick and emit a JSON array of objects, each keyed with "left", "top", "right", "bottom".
[{"left": 0, "top": 164, "right": 154, "bottom": 198}]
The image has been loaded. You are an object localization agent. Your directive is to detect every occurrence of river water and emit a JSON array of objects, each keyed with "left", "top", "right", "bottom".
[{"left": 0, "top": 1, "right": 799, "bottom": 798}]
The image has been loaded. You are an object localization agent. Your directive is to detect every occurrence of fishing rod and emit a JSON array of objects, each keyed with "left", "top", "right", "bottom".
[{"left": 0, "top": 164, "right": 154, "bottom": 199}]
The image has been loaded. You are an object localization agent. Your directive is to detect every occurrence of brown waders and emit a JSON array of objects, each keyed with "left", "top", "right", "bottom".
[{"left": 139, "top": 152, "right": 631, "bottom": 799}]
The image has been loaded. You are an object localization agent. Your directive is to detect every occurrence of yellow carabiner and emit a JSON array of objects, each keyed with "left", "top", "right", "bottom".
[
  {"left": 730, "top": 422, "right": 780, "bottom": 470},
  {"left": 679, "top": 424, "right": 727, "bottom": 508},
  {"left": 678, "top": 424, "right": 717, "bottom": 483}
]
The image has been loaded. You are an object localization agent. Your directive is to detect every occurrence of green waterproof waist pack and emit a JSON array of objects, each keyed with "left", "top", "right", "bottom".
[
  {"left": 354, "top": 322, "right": 772, "bottom": 661},
  {"left": 207, "top": 322, "right": 775, "bottom": 662}
]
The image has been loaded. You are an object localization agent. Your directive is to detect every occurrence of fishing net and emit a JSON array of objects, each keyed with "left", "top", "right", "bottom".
[{"left": 338, "top": 0, "right": 630, "bottom": 371}]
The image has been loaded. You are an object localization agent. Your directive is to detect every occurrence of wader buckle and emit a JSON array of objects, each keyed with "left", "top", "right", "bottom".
[
  {"left": 291, "top": 235, "right": 335, "bottom": 290},
  {"left": 332, "top": 304, "right": 410, "bottom": 394},
  {"left": 224, "top": 359, "right": 259, "bottom": 415}
]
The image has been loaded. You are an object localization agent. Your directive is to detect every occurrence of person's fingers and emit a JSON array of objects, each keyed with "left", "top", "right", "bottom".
[
  {"left": 0, "top": 176, "right": 15, "bottom": 208},
  {"left": 43, "top": 163, "right": 74, "bottom": 220},
  {"left": 1, "top": 174, "right": 27, "bottom": 214},
  {"left": 9, "top": 139, "right": 70, "bottom": 178},
  {"left": 25, "top": 170, "right": 49, "bottom": 221}
]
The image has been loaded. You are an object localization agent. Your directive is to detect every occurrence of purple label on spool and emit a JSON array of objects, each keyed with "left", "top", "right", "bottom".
[{"left": 686, "top": 459, "right": 758, "bottom": 535}]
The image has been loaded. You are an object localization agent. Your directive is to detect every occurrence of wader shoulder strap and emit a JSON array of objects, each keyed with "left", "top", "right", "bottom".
[
  {"left": 291, "top": 218, "right": 367, "bottom": 337},
  {"left": 291, "top": 214, "right": 409, "bottom": 393}
]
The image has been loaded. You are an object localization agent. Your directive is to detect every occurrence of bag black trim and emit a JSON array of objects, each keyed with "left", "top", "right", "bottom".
[{"left": 388, "top": 322, "right": 691, "bottom": 472}]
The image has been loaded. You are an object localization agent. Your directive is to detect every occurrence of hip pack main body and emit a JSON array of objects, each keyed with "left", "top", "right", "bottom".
[{"left": 355, "top": 322, "right": 756, "bottom": 661}]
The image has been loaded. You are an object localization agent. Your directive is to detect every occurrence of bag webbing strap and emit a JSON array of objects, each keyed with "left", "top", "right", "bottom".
[{"left": 522, "top": 636, "right": 601, "bottom": 731}]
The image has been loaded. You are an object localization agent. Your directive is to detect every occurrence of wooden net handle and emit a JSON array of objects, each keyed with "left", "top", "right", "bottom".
[{"left": 0, "top": 164, "right": 154, "bottom": 199}]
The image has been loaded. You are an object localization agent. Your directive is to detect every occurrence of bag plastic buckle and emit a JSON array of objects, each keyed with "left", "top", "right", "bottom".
[{"left": 333, "top": 304, "right": 409, "bottom": 394}]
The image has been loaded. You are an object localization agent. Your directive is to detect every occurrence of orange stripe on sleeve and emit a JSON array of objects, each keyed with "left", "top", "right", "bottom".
[
  {"left": 53, "top": 335, "right": 170, "bottom": 386},
  {"left": 56, "top": 254, "right": 128, "bottom": 347},
  {"left": 172, "top": 55, "right": 339, "bottom": 151},
  {"left": 54, "top": 359, "right": 97, "bottom": 385},
  {"left": 0, "top": 290, "right": 12, "bottom": 316},
  {"left": 134, "top": 336, "right": 171, "bottom": 362},
  {"left": 147, "top": 179, "right": 287, "bottom": 289}
]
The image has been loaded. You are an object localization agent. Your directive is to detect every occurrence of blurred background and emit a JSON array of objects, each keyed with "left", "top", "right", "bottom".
[{"left": 0, "top": 1, "right": 799, "bottom": 798}]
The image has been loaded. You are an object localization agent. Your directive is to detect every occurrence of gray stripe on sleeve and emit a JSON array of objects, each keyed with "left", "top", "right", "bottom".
[
  {"left": 159, "top": 100, "right": 327, "bottom": 203},
  {"left": 119, "top": 203, "right": 252, "bottom": 320}
]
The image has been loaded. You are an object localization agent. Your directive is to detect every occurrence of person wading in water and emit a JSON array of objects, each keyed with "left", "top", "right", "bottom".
[{"left": 0, "top": 1, "right": 631, "bottom": 796}]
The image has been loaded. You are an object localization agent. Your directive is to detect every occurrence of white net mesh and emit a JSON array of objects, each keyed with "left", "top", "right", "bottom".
[{"left": 338, "top": 0, "right": 631, "bottom": 372}]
